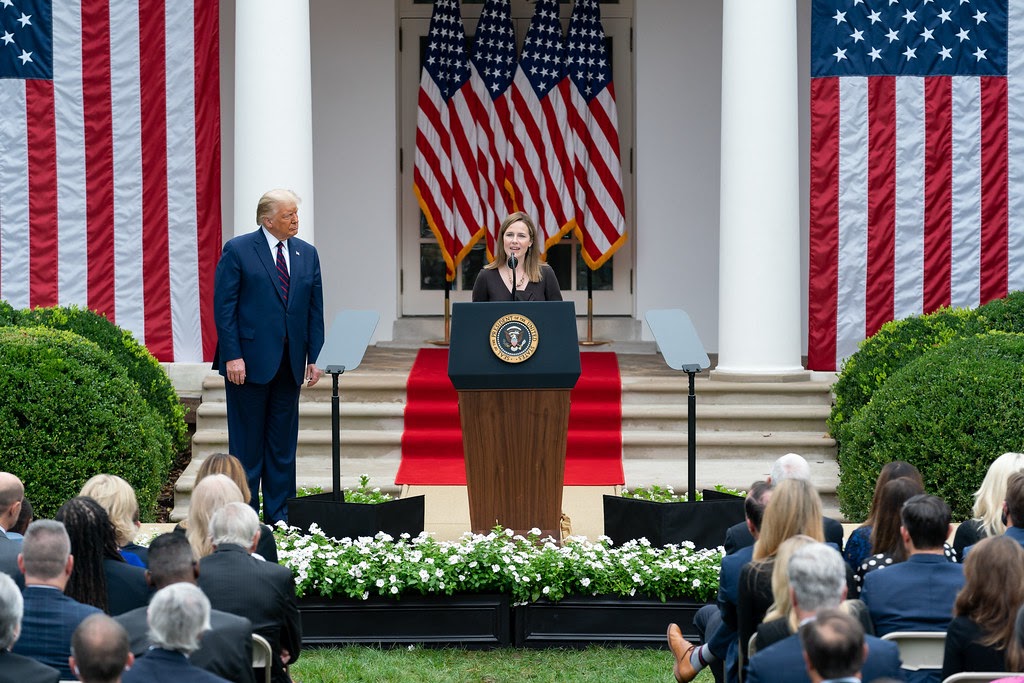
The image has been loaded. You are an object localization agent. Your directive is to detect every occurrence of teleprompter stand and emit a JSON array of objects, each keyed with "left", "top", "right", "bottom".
[
  {"left": 449, "top": 301, "right": 580, "bottom": 540},
  {"left": 602, "top": 309, "right": 743, "bottom": 549},
  {"left": 288, "top": 310, "right": 425, "bottom": 539}
]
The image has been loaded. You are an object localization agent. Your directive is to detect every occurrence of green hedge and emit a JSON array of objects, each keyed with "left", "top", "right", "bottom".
[
  {"left": 837, "top": 332, "right": 1024, "bottom": 521},
  {"left": 0, "top": 327, "right": 172, "bottom": 519},
  {"left": 11, "top": 306, "right": 188, "bottom": 452}
]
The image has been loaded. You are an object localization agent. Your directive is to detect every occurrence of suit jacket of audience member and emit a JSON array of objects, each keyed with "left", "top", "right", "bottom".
[
  {"left": 860, "top": 554, "right": 965, "bottom": 637},
  {"left": 723, "top": 517, "right": 845, "bottom": 556},
  {"left": 753, "top": 600, "right": 876, "bottom": 654},
  {"left": 122, "top": 647, "right": 231, "bottom": 683},
  {"left": 117, "top": 603, "right": 256, "bottom": 683},
  {"left": 104, "top": 557, "right": 153, "bottom": 616},
  {"left": 197, "top": 543, "right": 300, "bottom": 683},
  {"left": 745, "top": 631, "right": 903, "bottom": 683},
  {"left": 965, "top": 525, "right": 1024, "bottom": 557},
  {"left": 0, "top": 533, "right": 21, "bottom": 586},
  {"left": 713, "top": 544, "right": 754, "bottom": 683},
  {"left": 11, "top": 585, "right": 102, "bottom": 679},
  {"left": 0, "top": 650, "right": 60, "bottom": 683}
]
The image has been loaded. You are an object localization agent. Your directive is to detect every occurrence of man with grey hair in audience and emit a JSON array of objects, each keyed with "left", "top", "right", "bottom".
[
  {"left": 745, "top": 542, "right": 902, "bottom": 683},
  {"left": 0, "top": 572, "right": 59, "bottom": 683},
  {"left": 12, "top": 520, "right": 100, "bottom": 679},
  {"left": 724, "top": 454, "right": 845, "bottom": 553},
  {"left": 198, "top": 502, "right": 300, "bottom": 683},
  {"left": 69, "top": 614, "right": 133, "bottom": 683},
  {"left": 121, "top": 583, "right": 227, "bottom": 682}
]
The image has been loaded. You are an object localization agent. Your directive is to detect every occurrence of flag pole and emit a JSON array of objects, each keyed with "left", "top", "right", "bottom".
[
  {"left": 427, "top": 279, "right": 452, "bottom": 346},
  {"left": 579, "top": 269, "right": 609, "bottom": 347}
]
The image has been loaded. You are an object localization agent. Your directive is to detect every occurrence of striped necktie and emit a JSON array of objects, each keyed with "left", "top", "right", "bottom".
[{"left": 275, "top": 241, "right": 290, "bottom": 303}]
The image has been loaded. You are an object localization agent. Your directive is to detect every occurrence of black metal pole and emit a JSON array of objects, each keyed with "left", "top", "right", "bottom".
[
  {"left": 332, "top": 371, "right": 342, "bottom": 502},
  {"left": 688, "top": 370, "right": 697, "bottom": 502}
]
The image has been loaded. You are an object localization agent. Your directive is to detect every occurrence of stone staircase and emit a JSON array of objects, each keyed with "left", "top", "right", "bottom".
[{"left": 172, "top": 350, "right": 839, "bottom": 521}]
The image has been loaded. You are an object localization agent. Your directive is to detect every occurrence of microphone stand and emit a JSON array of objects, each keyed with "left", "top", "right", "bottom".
[{"left": 508, "top": 255, "right": 518, "bottom": 302}]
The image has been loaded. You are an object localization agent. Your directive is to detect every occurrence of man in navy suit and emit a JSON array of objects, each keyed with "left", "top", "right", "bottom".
[
  {"left": 744, "top": 543, "right": 903, "bottom": 683},
  {"left": 0, "top": 572, "right": 59, "bottom": 683},
  {"left": 213, "top": 189, "right": 325, "bottom": 523},
  {"left": 11, "top": 520, "right": 101, "bottom": 679},
  {"left": 0, "top": 473, "right": 25, "bottom": 582}
]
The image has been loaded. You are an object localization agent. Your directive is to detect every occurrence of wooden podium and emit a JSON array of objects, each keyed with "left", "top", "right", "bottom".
[{"left": 449, "top": 301, "right": 580, "bottom": 539}]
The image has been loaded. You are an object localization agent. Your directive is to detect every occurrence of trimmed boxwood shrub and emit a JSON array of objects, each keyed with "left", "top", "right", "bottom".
[
  {"left": 828, "top": 307, "right": 985, "bottom": 446},
  {"left": 0, "top": 300, "right": 16, "bottom": 325},
  {"left": 837, "top": 332, "right": 1024, "bottom": 521},
  {"left": 977, "top": 289, "right": 1024, "bottom": 333},
  {"left": 0, "top": 326, "right": 172, "bottom": 519},
  {"left": 13, "top": 305, "right": 188, "bottom": 452}
]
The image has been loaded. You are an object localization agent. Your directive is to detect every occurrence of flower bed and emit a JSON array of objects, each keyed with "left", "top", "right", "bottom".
[{"left": 275, "top": 525, "right": 723, "bottom": 605}]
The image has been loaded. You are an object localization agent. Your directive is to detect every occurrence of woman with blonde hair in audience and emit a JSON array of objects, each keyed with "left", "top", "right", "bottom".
[
  {"left": 738, "top": 479, "right": 826, "bottom": 664},
  {"left": 842, "top": 461, "right": 923, "bottom": 571},
  {"left": 183, "top": 474, "right": 245, "bottom": 560},
  {"left": 80, "top": 473, "right": 147, "bottom": 567},
  {"left": 953, "top": 451, "right": 1024, "bottom": 557},
  {"left": 942, "top": 535, "right": 1024, "bottom": 678},
  {"left": 194, "top": 453, "right": 278, "bottom": 562}
]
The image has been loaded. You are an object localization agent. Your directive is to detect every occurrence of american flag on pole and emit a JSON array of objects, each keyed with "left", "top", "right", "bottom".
[
  {"left": 808, "top": 0, "right": 1020, "bottom": 371},
  {"left": 566, "top": 0, "right": 627, "bottom": 270},
  {"left": 508, "top": 0, "right": 576, "bottom": 250},
  {"left": 0, "top": 0, "right": 221, "bottom": 363},
  {"left": 468, "top": 0, "right": 516, "bottom": 256},
  {"left": 414, "top": 0, "right": 486, "bottom": 281}
]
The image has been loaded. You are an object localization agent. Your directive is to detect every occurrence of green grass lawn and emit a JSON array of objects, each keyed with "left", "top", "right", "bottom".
[{"left": 290, "top": 645, "right": 717, "bottom": 682}]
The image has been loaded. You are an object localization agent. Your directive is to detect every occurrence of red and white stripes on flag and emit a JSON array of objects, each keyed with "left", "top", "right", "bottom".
[
  {"left": 0, "top": 0, "right": 220, "bottom": 363},
  {"left": 507, "top": 0, "right": 576, "bottom": 250},
  {"left": 808, "top": 0, "right": 1021, "bottom": 371},
  {"left": 414, "top": 0, "right": 486, "bottom": 281},
  {"left": 566, "top": 0, "right": 627, "bottom": 270}
]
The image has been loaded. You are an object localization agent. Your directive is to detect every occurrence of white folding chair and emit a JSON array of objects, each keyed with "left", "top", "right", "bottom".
[
  {"left": 942, "top": 673, "right": 1019, "bottom": 683},
  {"left": 880, "top": 630, "right": 946, "bottom": 672},
  {"left": 252, "top": 633, "right": 273, "bottom": 683}
]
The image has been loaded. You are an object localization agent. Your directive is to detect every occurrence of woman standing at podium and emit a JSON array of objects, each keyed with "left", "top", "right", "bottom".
[{"left": 472, "top": 212, "right": 562, "bottom": 302}]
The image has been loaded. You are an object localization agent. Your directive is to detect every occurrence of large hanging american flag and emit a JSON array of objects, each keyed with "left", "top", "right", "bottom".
[
  {"left": 469, "top": 0, "right": 516, "bottom": 256},
  {"left": 507, "top": 0, "right": 576, "bottom": 249},
  {"left": 0, "top": 0, "right": 221, "bottom": 363},
  {"left": 808, "top": 0, "right": 1020, "bottom": 371},
  {"left": 566, "top": 0, "right": 627, "bottom": 269},
  {"left": 414, "top": 0, "right": 486, "bottom": 281}
]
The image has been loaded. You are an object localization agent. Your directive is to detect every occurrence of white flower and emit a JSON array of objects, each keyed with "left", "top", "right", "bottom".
[
  {"left": 375, "top": 579, "right": 385, "bottom": 588},
  {"left": 692, "top": 579, "right": 701, "bottom": 588},
  {"left": 492, "top": 564, "right": 500, "bottom": 573},
  {"left": 580, "top": 577, "right": 591, "bottom": 587},
  {"left": 391, "top": 586, "right": 399, "bottom": 594},
  {"left": 419, "top": 569, "right": 430, "bottom": 581},
  {"left": 542, "top": 586, "right": 550, "bottom": 595}
]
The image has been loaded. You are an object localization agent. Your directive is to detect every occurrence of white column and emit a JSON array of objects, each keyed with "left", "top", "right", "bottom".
[
  {"left": 233, "top": 1, "right": 315, "bottom": 242},
  {"left": 715, "top": 0, "right": 804, "bottom": 378}
]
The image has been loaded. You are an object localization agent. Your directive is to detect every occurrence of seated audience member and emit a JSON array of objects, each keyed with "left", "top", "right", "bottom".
[
  {"left": 855, "top": 477, "right": 954, "bottom": 585},
  {"left": 738, "top": 478, "right": 828, "bottom": 665},
  {"left": 80, "top": 475, "right": 147, "bottom": 566},
  {"left": 69, "top": 614, "right": 133, "bottom": 683},
  {"left": 121, "top": 583, "right": 229, "bottom": 683},
  {"left": 116, "top": 533, "right": 255, "bottom": 683},
  {"left": 861, "top": 494, "right": 964, "bottom": 683},
  {"left": 993, "top": 605, "right": 1024, "bottom": 683},
  {"left": 842, "top": 461, "right": 923, "bottom": 572},
  {"left": 0, "top": 572, "right": 59, "bottom": 683},
  {"left": 8, "top": 497, "right": 32, "bottom": 541},
  {"left": 198, "top": 502, "right": 300, "bottom": 683},
  {"left": 743, "top": 543, "right": 902, "bottom": 683},
  {"left": 723, "top": 454, "right": 844, "bottom": 554},
  {"left": 942, "top": 535, "right": 1024, "bottom": 679},
  {"left": 673, "top": 481, "right": 772, "bottom": 683},
  {"left": 195, "top": 454, "right": 278, "bottom": 562},
  {"left": 954, "top": 452, "right": 1024, "bottom": 558},
  {"left": 56, "top": 497, "right": 150, "bottom": 616},
  {"left": 968, "top": 470, "right": 1024, "bottom": 556},
  {"left": 12, "top": 520, "right": 101, "bottom": 678},
  {"left": 799, "top": 609, "right": 868, "bottom": 683},
  {"left": 0, "top": 473, "right": 25, "bottom": 580},
  {"left": 180, "top": 475, "right": 246, "bottom": 560}
]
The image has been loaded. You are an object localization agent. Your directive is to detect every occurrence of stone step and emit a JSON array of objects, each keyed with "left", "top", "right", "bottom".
[
  {"left": 621, "top": 404, "right": 831, "bottom": 432},
  {"left": 622, "top": 430, "right": 836, "bottom": 461},
  {"left": 199, "top": 373, "right": 408, "bottom": 403},
  {"left": 621, "top": 377, "right": 835, "bottom": 406},
  {"left": 196, "top": 401, "right": 406, "bottom": 432}
]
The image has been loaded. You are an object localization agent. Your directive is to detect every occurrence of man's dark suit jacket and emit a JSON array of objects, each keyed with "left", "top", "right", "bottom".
[
  {"left": 11, "top": 585, "right": 101, "bottom": 679},
  {"left": 116, "top": 601, "right": 256, "bottom": 683},
  {"left": 212, "top": 228, "right": 324, "bottom": 387},
  {"left": 122, "top": 647, "right": 230, "bottom": 683},
  {"left": 723, "top": 516, "right": 845, "bottom": 555},
  {"left": 745, "top": 631, "right": 903, "bottom": 683},
  {"left": 0, "top": 533, "right": 21, "bottom": 585},
  {"left": 104, "top": 558, "right": 152, "bottom": 616},
  {"left": 0, "top": 650, "right": 59, "bottom": 683},
  {"left": 197, "top": 544, "right": 300, "bottom": 683}
]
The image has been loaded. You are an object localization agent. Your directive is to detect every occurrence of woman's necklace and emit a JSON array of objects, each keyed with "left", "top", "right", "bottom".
[{"left": 507, "top": 268, "right": 522, "bottom": 290}]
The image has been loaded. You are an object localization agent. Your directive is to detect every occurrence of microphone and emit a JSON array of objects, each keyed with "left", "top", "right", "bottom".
[{"left": 507, "top": 255, "right": 518, "bottom": 301}]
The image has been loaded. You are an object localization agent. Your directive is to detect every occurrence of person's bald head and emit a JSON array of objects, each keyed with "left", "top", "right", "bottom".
[
  {"left": 769, "top": 454, "right": 811, "bottom": 485},
  {"left": 70, "top": 614, "right": 132, "bottom": 683},
  {"left": 0, "top": 473, "right": 23, "bottom": 529}
]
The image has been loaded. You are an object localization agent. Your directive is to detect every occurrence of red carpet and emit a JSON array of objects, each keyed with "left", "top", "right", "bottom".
[{"left": 395, "top": 348, "right": 624, "bottom": 486}]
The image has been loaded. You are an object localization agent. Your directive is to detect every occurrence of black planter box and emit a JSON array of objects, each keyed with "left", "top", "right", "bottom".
[
  {"left": 603, "top": 491, "right": 745, "bottom": 549},
  {"left": 299, "top": 593, "right": 511, "bottom": 647},
  {"left": 286, "top": 494, "right": 425, "bottom": 540},
  {"left": 513, "top": 595, "right": 708, "bottom": 648}
]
